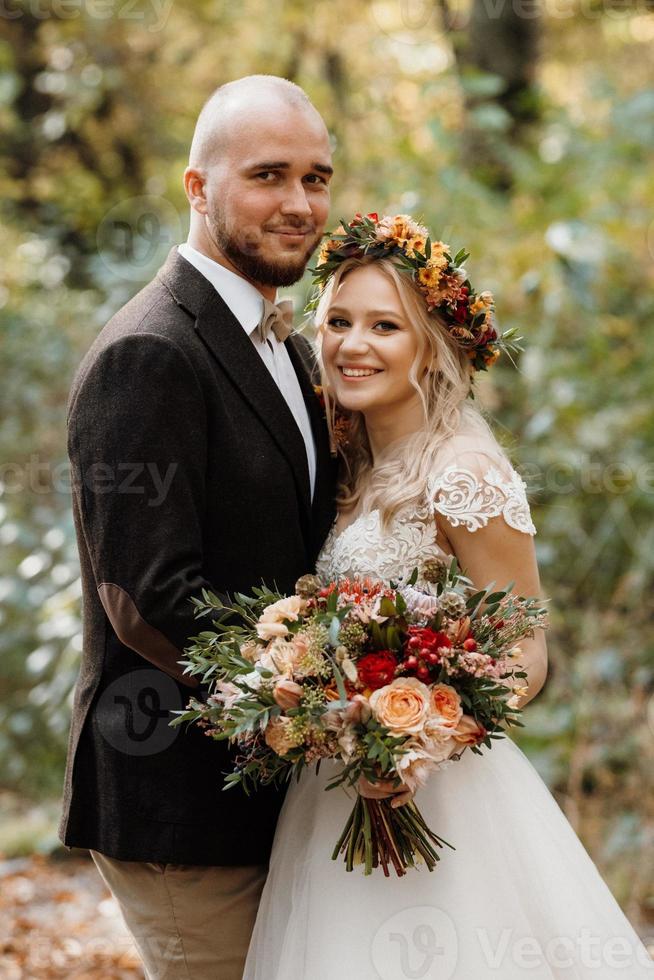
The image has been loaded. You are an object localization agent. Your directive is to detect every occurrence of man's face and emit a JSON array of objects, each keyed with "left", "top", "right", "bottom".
[{"left": 204, "top": 103, "right": 333, "bottom": 287}]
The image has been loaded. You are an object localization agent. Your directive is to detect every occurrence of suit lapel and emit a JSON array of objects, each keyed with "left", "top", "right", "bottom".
[{"left": 286, "top": 334, "right": 338, "bottom": 554}]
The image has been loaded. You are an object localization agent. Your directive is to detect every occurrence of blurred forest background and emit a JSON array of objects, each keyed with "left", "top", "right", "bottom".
[{"left": 1, "top": 0, "right": 653, "bottom": 950}]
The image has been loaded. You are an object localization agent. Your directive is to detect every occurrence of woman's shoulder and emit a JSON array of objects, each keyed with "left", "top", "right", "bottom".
[
  {"left": 431, "top": 429, "right": 507, "bottom": 466},
  {"left": 425, "top": 432, "right": 537, "bottom": 536}
]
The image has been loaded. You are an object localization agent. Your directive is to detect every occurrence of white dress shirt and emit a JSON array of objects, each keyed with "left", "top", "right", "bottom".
[{"left": 177, "top": 242, "right": 316, "bottom": 499}]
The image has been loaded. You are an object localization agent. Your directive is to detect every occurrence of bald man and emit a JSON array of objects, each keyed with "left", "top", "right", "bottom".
[{"left": 60, "top": 75, "right": 337, "bottom": 979}]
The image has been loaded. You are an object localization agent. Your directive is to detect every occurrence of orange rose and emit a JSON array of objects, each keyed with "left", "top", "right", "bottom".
[
  {"left": 429, "top": 684, "right": 463, "bottom": 730},
  {"left": 453, "top": 714, "right": 486, "bottom": 745},
  {"left": 272, "top": 679, "right": 304, "bottom": 710},
  {"left": 369, "top": 677, "right": 430, "bottom": 735},
  {"left": 264, "top": 717, "right": 303, "bottom": 756}
]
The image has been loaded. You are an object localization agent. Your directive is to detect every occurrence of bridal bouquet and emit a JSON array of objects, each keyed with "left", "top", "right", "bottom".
[{"left": 172, "top": 559, "right": 548, "bottom": 877}]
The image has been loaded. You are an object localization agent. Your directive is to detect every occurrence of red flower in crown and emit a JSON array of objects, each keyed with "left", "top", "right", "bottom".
[{"left": 351, "top": 212, "right": 379, "bottom": 226}]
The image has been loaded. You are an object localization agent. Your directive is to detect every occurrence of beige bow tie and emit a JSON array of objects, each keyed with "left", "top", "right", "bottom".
[{"left": 258, "top": 298, "right": 294, "bottom": 344}]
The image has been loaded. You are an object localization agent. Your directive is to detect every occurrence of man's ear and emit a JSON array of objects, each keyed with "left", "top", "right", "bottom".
[{"left": 183, "top": 167, "right": 209, "bottom": 215}]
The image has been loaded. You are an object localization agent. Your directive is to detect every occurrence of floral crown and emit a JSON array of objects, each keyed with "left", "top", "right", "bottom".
[{"left": 309, "top": 212, "right": 522, "bottom": 375}]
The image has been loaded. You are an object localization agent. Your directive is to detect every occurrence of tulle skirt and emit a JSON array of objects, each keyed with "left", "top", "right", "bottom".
[{"left": 243, "top": 736, "right": 653, "bottom": 979}]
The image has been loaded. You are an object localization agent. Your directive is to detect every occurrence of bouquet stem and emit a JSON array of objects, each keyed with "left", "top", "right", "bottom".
[{"left": 332, "top": 795, "right": 455, "bottom": 877}]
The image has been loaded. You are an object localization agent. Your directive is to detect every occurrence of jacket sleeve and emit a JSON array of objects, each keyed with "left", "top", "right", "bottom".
[{"left": 68, "top": 331, "right": 227, "bottom": 688}]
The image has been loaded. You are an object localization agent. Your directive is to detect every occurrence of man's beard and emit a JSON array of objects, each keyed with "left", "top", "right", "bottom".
[{"left": 207, "top": 212, "right": 320, "bottom": 287}]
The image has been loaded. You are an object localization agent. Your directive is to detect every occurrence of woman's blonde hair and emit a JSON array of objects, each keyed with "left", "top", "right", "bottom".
[{"left": 314, "top": 256, "right": 507, "bottom": 528}]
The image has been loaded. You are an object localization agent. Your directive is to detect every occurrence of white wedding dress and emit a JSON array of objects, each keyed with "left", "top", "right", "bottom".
[{"left": 243, "top": 438, "right": 653, "bottom": 980}]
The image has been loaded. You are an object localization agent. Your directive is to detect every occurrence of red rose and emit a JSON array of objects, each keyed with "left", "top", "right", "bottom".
[
  {"left": 367, "top": 212, "right": 379, "bottom": 222},
  {"left": 357, "top": 651, "right": 398, "bottom": 690}
]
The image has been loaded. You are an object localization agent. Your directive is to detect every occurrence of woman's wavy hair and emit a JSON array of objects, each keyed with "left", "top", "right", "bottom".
[{"left": 313, "top": 256, "right": 507, "bottom": 528}]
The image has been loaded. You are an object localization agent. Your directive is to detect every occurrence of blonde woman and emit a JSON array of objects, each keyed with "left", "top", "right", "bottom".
[{"left": 244, "top": 214, "right": 653, "bottom": 979}]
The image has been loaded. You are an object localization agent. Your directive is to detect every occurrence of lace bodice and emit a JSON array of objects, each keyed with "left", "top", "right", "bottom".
[{"left": 316, "top": 450, "right": 536, "bottom": 584}]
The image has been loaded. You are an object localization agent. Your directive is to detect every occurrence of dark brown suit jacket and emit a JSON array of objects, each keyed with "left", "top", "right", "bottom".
[{"left": 59, "top": 246, "right": 337, "bottom": 865}]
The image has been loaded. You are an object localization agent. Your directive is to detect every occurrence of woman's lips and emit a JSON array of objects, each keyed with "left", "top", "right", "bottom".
[{"left": 338, "top": 366, "right": 383, "bottom": 380}]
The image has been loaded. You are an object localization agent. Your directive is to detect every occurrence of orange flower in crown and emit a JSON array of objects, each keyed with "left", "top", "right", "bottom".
[{"left": 308, "top": 211, "right": 524, "bottom": 377}]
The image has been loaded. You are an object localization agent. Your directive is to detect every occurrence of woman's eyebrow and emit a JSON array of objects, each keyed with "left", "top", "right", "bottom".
[{"left": 328, "top": 307, "right": 401, "bottom": 318}]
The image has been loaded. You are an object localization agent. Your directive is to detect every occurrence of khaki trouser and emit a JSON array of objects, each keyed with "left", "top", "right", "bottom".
[{"left": 90, "top": 850, "right": 267, "bottom": 980}]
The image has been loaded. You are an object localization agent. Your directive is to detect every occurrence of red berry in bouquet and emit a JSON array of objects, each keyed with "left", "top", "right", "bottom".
[{"left": 406, "top": 627, "right": 452, "bottom": 657}]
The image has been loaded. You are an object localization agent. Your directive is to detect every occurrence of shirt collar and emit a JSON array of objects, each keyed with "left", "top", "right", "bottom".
[{"left": 177, "top": 242, "right": 264, "bottom": 336}]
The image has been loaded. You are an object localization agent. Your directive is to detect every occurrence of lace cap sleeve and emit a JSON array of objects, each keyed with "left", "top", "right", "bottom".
[{"left": 426, "top": 445, "right": 537, "bottom": 536}]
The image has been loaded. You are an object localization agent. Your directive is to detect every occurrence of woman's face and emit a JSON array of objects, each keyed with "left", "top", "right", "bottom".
[{"left": 320, "top": 264, "right": 427, "bottom": 420}]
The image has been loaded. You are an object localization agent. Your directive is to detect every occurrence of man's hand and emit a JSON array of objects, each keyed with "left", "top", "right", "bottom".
[{"left": 357, "top": 774, "right": 415, "bottom": 809}]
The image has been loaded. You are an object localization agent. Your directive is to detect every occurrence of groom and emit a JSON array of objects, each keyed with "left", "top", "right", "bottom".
[{"left": 59, "top": 75, "right": 336, "bottom": 979}]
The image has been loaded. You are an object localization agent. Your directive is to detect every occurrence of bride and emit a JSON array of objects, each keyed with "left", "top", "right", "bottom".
[{"left": 243, "top": 214, "right": 653, "bottom": 979}]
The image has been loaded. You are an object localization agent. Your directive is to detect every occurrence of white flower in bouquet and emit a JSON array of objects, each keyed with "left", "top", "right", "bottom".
[
  {"left": 236, "top": 670, "right": 263, "bottom": 692},
  {"left": 395, "top": 736, "right": 457, "bottom": 793},
  {"left": 259, "top": 635, "right": 306, "bottom": 677},
  {"left": 255, "top": 595, "right": 307, "bottom": 640},
  {"left": 400, "top": 584, "right": 440, "bottom": 621},
  {"left": 337, "top": 724, "right": 359, "bottom": 763},
  {"left": 211, "top": 680, "right": 242, "bottom": 710}
]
